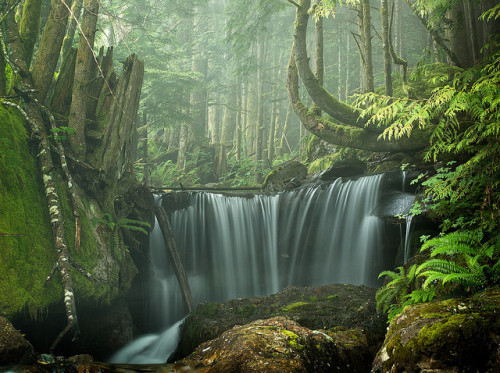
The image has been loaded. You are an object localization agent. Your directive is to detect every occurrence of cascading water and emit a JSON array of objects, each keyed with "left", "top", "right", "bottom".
[{"left": 111, "top": 174, "right": 393, "bottom": 364}]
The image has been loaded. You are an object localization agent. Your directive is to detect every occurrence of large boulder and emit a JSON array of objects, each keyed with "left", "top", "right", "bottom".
[
  {"left": 262, "top": 161, "right": 308, "bottom": 192},
  {"left": 174, "top": 316, "right": 377, "bottom": 373},
  {"left": 171, "top": 283, "right": 386, "bottom": 362},
  {"left": 0, "top": 316, "right": 35, "bottom": 366},
  {"left": 372, "top": 287, "right": 500, "bottom": 372},
  {"left": 316, "top": 158, "right": 367, "bottom": 181}
]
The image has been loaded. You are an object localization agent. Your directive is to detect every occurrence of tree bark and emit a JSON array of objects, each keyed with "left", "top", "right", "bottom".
[
  {"left": 18, "top": 0, "right": 42, "bottom": 66},
  {"left": 68, "top": 0, "right": 99, "bottom": 158},
  {"left": 381, "top": 0, "right": 393, "bottom": 96},
  {"left": 155, "top": 205, "right": 193, "bottom": 313},
  {"left": 60, "top": 0, "right": 83, "bottom": 64},
  {"left": 31, "top": 0, "right": 73, "bottom": 103},
  {"left": 361, "top": 0, "right": 374, "bottom": 93},
  {"left": 313, "top": 0, "right": 324, "bottom": 115}
]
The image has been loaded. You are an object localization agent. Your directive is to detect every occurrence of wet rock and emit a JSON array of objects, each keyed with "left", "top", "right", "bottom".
[
  {"left": 171, "top": 283, "right": 386, "bottom": 361},
  {"left": 262, "top": 161, "right": 308, "bottom": 192},
  {"left": 372, "top": 287, "right": 500, "bottom": 372},
  {"left": 161, "top": 191, "right": 192, "bottom": 213},
  {"left": 174, "top": 316, "right": 376, "bottom": 373},
  {"left": 0, "top": 316, "right": 35, "bottom": 365},
  {"left": 318, "top": 158, "right": 367, "bottom": 181}
]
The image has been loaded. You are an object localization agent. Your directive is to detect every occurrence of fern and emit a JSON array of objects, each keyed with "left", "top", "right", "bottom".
[{"left": 417, "top": 230, "right": 499, "bottom": 293}]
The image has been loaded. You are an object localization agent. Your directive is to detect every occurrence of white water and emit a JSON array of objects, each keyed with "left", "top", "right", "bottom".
[
  {"left": 111, "top": 174, "right": 390, "bottom": 364},
  {"left": 403, "top": 215, "right": 414, "bottom": 263}
]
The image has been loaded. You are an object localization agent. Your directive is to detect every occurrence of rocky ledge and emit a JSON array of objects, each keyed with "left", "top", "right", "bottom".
[{"left": 171, "top": 283, "right": 387, "bottom": 367}]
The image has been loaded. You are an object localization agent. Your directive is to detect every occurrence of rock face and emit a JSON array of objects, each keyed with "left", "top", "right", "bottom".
[
  {"left": 174, "top": 316, "right": 377, "bottom": 373},
  {"left": 317, "top": 158, "right": 367, "bottom": 181},
  {"left": 0, "top": 316, "right": 35, "bottom": 366},
  {"left": 262, "top": 161, "right": 308, "bottom": 191},
  {"left": 372, "top": 287, "right": 500, "bottom": 372},
  {"left": 171, "top": 283, "right": 386, "bottom": 362}
]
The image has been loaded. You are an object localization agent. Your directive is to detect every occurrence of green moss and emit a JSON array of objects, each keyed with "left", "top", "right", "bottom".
[
  {"left": 281, "top": 301, "right": 312, "bottom": 312},
  {"left": 307, "top": 153, "right": 339, "bottom": 175},
  {"left": 195, "top": 302, "right": 219, "bottom": 318},
  {"left": 237, "top": 304, "right": 257, "bottom": 318},
  {"left": 327, "top": 295, "right": 340, "bottom": 301},
  {"left": 0, "top": 105, "right": 60, "bottom": 317},
  {"left": 281, "top": 329, "right": 304, "bottom": 350}
]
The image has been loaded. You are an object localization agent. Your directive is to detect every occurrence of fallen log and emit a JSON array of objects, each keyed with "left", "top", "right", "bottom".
[{"left": 154, "top": 205, "right": 194, "bottom": 313}]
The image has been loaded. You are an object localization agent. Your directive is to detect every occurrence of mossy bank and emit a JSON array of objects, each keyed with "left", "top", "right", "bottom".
[{"left": 0, "top": 105, "right": 138, "bottom": 326}]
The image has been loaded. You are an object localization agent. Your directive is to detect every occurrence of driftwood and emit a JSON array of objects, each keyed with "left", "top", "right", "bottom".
[
  {"left": 150, "top": 186, "right": 262, "bottom": 192},
  {"left": 155, "top": 205, "right": 194, "bottom": 313}
]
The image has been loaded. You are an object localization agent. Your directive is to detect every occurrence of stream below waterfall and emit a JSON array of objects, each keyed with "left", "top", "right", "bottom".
[{"left": 110, "top": 174, "right": 411, "bottom": 364}]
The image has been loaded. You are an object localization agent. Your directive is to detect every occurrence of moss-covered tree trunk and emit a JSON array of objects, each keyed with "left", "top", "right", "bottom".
[
  {"left": 287, "top": 0, "right": 432, "bottom": 153},
  {"left": 68, "top": 0, "right": 99, "bottom": 158},
  {"left": 31, "top": 0, "right": 73, "bottom": 103}
]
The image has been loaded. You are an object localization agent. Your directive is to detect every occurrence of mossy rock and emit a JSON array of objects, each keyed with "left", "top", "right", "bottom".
[
  {"left": 262, "top": 161, "right": 307, "bottom": 192},
  {"left": 307, "top": 153, "right": 340, "bottom": 176},
  {"left": 174, "top": 317, "right": 376, "bottom": 372},
  {"left": 372, "top": 287, "right": 500, "bottom": 372},
  {"left": 0, "top": 316, "right": 36, "bottom": 365},
  {"left": 171, "top": 283, "right": 386, "bottom": 362}
]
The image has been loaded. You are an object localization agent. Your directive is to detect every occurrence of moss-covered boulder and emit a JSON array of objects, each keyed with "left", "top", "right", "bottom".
[
  {"left": 174, "top": 316, "right": 377, "bottom": 372},
  {"left": 171, "top": 284, "right": 386, "bottom": 362},
  {"left": 262, "top": 161, "right": 308, "bottom": 192},
  {"left": 372, "top": 287, "right": 500, "bottom": 372},
  {"left": 316, "top": 158, "right": 367, "bottom": 181},
  {"left": 0, "top": 316, "right": 35, "bottom": 365}
]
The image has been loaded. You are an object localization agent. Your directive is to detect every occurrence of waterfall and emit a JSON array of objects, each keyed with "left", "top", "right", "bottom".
[
  {"left": 110, "top": 174, "right": 391, "bottom": 363},
  {"left": 403, "top": 215, "right": 414, "bottom": 263}
]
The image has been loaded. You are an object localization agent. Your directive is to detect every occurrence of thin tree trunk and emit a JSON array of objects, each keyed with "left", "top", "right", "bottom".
[
  {"left": 60, "top": 0, "right": 83, "bottom": 63},
  {"left": 255, "top": 38, "right": 267, "bottom": 182},
  {"left": 345, "top": 30, "right": 350, "bottom": 99},
  {"left": 337, "top": 28, "right": 343, "bottom": 101},
  {"left": 177, "top": 124, "right": 188, "bottom": 169},
  {"left": 155, "top": 206, "right": 193, "bottom": 313},
  {"left": 361, "top": 0, "right": 374, "bottom": 93},
  {"left": 0, "top": 44, "right": 6, "bottom": 96},
  {"left": 313, "top": 0, "right": 324, "bottom": 115},
  {"left": 389, "top": 2, "right": 408, "bottom": 83},
  {"left": 68, "top": 0, "right": 100, "bottom": 158},
  {"left": 142, "top": 112, "right": 149, "bottom": 186},
  {"left": 381, "top": 0, "right": 393, "bottom": 96},
  {"left": 235, "top": 73, "right": 242, "bottom": 162}
]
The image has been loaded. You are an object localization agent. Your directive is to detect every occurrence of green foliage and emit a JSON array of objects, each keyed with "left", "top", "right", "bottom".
[
  {"left": 376, "top": 264, "right": 436, "bottom": 321},
  {"left": 417, "top": 230, "right": 499, "bottom": 292},
  {"left": 92, "top": 213, "right": 150, "bottom": 258},
  {"left": 49, "top": 126, "right": 75, "bottom": 142}
]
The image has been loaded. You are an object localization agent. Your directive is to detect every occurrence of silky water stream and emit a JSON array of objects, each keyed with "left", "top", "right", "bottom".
[{"left": 110, "top": 174, "right": 398, "bottom": 364}]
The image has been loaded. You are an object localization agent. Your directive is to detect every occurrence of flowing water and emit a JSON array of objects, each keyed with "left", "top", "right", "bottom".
[{"left": 111, "top": 174, "right": 394, "bottom": 363}]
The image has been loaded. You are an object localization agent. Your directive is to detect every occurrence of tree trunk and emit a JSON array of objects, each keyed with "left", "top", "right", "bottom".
[
  {"left": 142, "top": 112, "right": 149, "bottom": 186},
  {"left": 235, "top": 73, "right": 242, "bottom": 162},
  {"left": 155, "top": 206, "right": 193, "bottom": 313},
  {"left": 0, "top": 44, "right": 6, "bottom": 96},
  {"left": 464, "top": 0, "right": 479, "bottom": 65},
  {"left": 68, "top": 0, "right": 99, "bottom": 158},
  {"left": 60, "top": 0, "right": 83, "bottom": 64},
  {"left": 381, "top": 0, "right": 393, "bottom": 96},
  {"left": 31, "top": 0, "right": 73, "bottom": 103},
  {"left": 361, "top": 0, "right": 374, "bottom": 93},
  {"left": 255, "top": 38, "right": 267, "bottom": 182},
  {"left": 345, "top": 30, "right": 351, "bottom": 100},
  {"left": 18, "top": 0, "right": 42, "bottom": 66},
  {"left": 313, "top": 0, "right": 324, "bottom": 115}
]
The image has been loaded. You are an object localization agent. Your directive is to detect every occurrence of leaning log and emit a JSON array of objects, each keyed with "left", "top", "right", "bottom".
[{"left": 155, "top": 206, "right": 194, "bottom": 313}]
